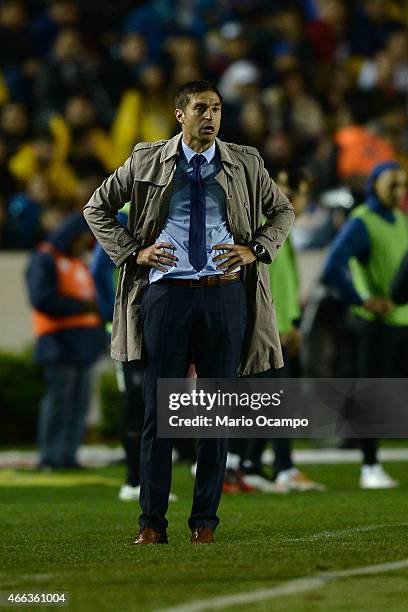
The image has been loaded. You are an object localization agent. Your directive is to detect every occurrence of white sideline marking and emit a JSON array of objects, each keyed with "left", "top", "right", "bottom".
[
  {"left": 287, "top": 522, "right": 408, "bottom": 542},
  {"left": 263, "top": 447, "right": 408, "bottom": 466},
  {"left": 1, "top": 446, "right": 408, "bottom": 469},
  {"left": 158, "top": 558, "right": 408, "bottom": 612},
  {"left": 0, "top": 574, "right": 54, "bottom": 587}
]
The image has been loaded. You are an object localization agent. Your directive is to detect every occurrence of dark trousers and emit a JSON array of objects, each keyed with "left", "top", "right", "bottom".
[
  {"left": 38, "top": 364, "right": 91, "bottom": 467},
  {"left": 240, "top": 347, "right": 296, "bottom": 477},
  {"left": 354, "top": 318, "right": 408, "bottom": 464},
  {"left": 139, "top": 280, "right": 247, "bottom": 532},
  {"left": 116, "top": 360, "right": 144, "bottom": 487}
]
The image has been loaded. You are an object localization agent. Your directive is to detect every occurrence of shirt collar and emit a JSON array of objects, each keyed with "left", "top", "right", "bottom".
[{"left": 181, "top": 140, "right": 216, "bottom": 165}]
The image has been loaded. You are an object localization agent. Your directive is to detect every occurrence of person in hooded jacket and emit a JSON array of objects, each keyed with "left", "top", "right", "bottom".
[
  {"left": 324, "top": 160, "right": 408, "bottom": 489},
  {"left": 26, "top": 212, "right": 105, "bottom": 470}
]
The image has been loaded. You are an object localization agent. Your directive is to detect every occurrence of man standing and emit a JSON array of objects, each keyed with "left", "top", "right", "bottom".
[{"left": 84, "top": 81, "right": 294, "bottom": 544}]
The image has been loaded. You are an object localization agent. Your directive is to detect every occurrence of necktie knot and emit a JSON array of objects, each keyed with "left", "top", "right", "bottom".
[{"left": 192, "top": 154, "right": 205, "bottom": 170}]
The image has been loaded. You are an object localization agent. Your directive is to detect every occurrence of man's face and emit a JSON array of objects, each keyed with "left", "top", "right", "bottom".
[
  {"left": 375, "top": 168, "right": 407, "bottom": 209},
  {"left": 175, "top": 91, "right": 221, "bottom": 150}
]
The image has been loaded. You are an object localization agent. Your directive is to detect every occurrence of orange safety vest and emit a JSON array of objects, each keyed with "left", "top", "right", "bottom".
[
  {"left": 32, "top": 243, "right": 101, "bottom": 337},
  {"left": 335, "top": 126, "right": 396, "bottom": 179}
]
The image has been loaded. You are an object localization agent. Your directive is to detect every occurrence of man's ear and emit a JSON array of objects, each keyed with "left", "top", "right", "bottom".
[{"left": 175, "top": 108, "right": 184, "bottom": 125}]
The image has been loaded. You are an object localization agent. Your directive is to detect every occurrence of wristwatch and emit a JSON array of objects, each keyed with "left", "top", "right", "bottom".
[{"left": 250, "top": 241, "right": 268, "bottom": 261}]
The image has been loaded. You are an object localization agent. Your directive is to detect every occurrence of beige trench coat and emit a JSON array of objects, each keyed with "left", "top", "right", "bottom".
[{"left": 84, "top": 133, "right": 295, "bottom": 375}]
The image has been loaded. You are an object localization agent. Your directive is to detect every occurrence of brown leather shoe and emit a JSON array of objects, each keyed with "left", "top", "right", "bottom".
[
  {"left": 133, "top": 527, "right": 168, "bottom": 545},
  {"left": 191, "top": 527, "right": 215, "bottom": 544}
]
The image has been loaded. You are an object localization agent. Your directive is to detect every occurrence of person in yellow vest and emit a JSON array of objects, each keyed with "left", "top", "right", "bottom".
[
  {"left": 26, "top": 213, "right": 105, "bottom": 470},
  {"left": 324, "top": 161, "right": 408, "bottom": 488}
]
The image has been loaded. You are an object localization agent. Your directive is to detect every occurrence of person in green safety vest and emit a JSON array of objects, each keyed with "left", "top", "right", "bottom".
[
  {"left": 324, "top": 160, "right": 408, "bottom": 489},
  {"left": 239, "top": 169, "right": 326, "bottom": 493}
]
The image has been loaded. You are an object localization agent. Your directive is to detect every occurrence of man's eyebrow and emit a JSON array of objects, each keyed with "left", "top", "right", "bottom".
[{"left": 193, "top": 101, "right": 221, "bottom": 107}]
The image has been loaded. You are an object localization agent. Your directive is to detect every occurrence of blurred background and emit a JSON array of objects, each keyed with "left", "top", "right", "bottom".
[{"left": 1, "top": 0, "right": 408, "bottom": 461}]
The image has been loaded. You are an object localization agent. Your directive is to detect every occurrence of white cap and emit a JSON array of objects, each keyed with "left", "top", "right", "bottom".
[
  {"left": 220, "top": 21, "right": 244, "bottom": 40},
  {"left": 218, "top": 60, "right": 260, "bottom": 101}
]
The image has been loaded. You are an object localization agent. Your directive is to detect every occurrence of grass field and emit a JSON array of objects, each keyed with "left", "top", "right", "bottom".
[{"left": 1, "top": 460, "right": 408, "bottom": 611}]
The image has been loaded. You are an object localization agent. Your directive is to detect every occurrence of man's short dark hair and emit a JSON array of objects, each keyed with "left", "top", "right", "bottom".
[{"left": 175, "top": 81, "right": 223, "bottom": 110}]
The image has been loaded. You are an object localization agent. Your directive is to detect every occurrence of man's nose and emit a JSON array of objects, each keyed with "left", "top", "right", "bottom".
[{"left": 203, "top": 108, "right": 212, "bottom": 120}]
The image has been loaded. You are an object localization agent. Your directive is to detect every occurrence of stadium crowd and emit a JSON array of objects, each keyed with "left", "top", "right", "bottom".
[
  {"left": 1, "top": 0, "right": 408, "bottom": 247},
  {"left": 2, "top": 0, "right": 408, "bottom": 492}
]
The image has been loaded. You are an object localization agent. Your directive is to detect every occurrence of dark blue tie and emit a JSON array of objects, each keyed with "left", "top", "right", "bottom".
[{"left": 189, "top": 154, "right": 207, "bottom": 272}]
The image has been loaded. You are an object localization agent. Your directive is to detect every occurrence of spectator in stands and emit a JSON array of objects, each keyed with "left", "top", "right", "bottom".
[
  {"left": 323, "top": 160, "right": 408, "bottom": 489},
  {"left": 234, "top": 100, "right": 269, "bottom": 150},
  {"left": 8, "top": 128, "right": 77, "bottom": 203},
  {"left": 124, "top": 1, "right": 176, "bottom": 61},
  {"left": 218, "top": 59, "right": 260, "bottom": 104},
  {"left": 26, "top": 213, "right": 104, "bottom": 470},
  {"left": 31, "top": 0, "right": 79, "bottom": 58},
  {"left": 34, "top": 28, "right": 103, "bottom": 114},
  {"left": 111, "top": 64, "right": 175, "bottom": 165},
  {"left": 350, "top": 0, "right": 400, "bottom": 57},
  {"left": 0, "top": 0, "right": 38, "bottom": 102},
  {"left": 259, "top": 6, "right": 309, "bottom": 80},
  {"left": 306, "top": 0, "right": 348, "bottom": 63},
  {"left": 53, "top": 94, "right": 114, "bottom": 173},
  {"left": 279, "top": 69, "right": 325, "bottom": 146},
  {"left": 1, "top": 1, "right": 407, "bottom": 257},
  {"left": 166, "top": 34, "right": 205, "bottom": 91},
  {"left": 5, "top": 174, "right": 51, "bottom": 249},
  {"left": 101, "top": 32, "right": 148, "bottom": 119},
  {"left": 0, "top": 102, "right": 30, "bottom": 159}
]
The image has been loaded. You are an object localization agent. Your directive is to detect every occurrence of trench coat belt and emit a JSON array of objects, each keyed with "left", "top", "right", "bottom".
[{"left": 155, "top": 271, "right": 241, "bottom": 288}]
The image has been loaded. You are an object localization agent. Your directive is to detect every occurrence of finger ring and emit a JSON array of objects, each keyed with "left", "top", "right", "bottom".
[{"left": 156, "top": 255, "right": 160, "bottom": 262}]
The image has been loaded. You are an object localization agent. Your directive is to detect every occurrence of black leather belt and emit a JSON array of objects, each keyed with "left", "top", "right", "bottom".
[{"left": 156, "top": 271, "right": 241, "bottom": 288}]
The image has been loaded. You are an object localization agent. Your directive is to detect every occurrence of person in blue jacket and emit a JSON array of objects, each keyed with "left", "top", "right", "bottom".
[
  {"left": 26, "top": 213, "right": 105, "bottom": 470},
  {"left": 324, "top": 161, "right": 408, "bottom": 489}
]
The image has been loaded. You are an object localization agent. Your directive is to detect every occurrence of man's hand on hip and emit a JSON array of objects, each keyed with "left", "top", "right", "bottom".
[
  {"left": 212, "top": 243, "right": 256, "bottom": 274},
  {"left": 136, "top": 242, "right": 178, "bottom": 272}
]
